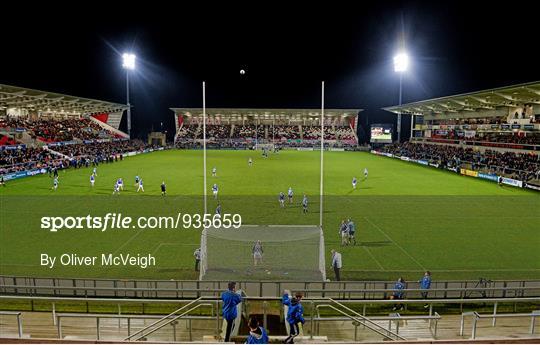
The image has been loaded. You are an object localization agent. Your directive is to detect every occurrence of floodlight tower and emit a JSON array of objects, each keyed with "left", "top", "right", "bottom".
[
  {"left": 122, "top": 53, "right": 136, "bottom": 138},
  {"left": 393, "top": 52, "right": 408, "bottom": 142}
]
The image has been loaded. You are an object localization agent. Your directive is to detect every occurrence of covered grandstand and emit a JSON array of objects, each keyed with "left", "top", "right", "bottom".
[
  {"left": 383, "top": 80, "right": 540, "bottom": 149},
  {"left": 0, "top": 84, "right": 155, "bottom": 180},
  {"left": 380, "top": 81, "right": 540, "bottom": 190},
  {"left": 171, "top": 108, "right": 361, "bottom": 149}
]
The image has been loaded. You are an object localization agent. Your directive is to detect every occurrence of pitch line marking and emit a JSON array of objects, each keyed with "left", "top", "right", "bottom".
[
  {"left": 363, "top": 246, "right": 385, "bottom": 271},
  {"left": 151, "top": 242, "right": 198, "bottom": 255},
  {"left": 363, "top": 217, "right": 427, "bottom": 271},
  {"left": 111, "top": 229, "right": 144, "bottom": 256}
]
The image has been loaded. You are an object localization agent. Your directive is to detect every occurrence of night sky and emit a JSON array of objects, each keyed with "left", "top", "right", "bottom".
[{"left": 1, "top": 2, "right": 539, "bottom": 142}]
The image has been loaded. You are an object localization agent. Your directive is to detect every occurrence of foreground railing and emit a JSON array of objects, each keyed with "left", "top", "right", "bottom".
[
  {"left": 460, "top": 310, "right": 540, "bottom": 339},
  {"left": 0, "top": 311, "right": 23, "bottom": 338},
  {"left": 2, "top": 295, "right": 540, "bottom": 342}
]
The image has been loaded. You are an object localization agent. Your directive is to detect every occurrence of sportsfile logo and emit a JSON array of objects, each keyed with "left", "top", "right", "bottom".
[{"left": 40, "top": 213, "right": 242, "bottom": 232}]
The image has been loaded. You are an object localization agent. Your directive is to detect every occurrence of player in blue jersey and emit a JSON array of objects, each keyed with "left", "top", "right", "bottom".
[
  {"left": 117, "top": 178, "right": 124, "bottom": 191},
  {"left": 364, "top": 167, "right": 368, "bottom": 179},
  {"left": 339, "top": 220, "right": 349, "bottom": 246},
  {"left": 215, "top": 202, "right": 222, "bottom": 217},
  {"left": 112, "top": 181, "right": 120, "bottom": 195},
  {"left": 90, "top": 173, "right": 95, "bottom": 187},
  {"left": 212, "top": 183, "right": 219, "bottom": 199},
  {"left": 279, "top": 192, "right": 285, "bottom": 208},
  {"left": 352, "top": 177, "right": 357, "bottom": 189},
  {"left": 137, "top": 178, "right": 144, "bottom": 192}
]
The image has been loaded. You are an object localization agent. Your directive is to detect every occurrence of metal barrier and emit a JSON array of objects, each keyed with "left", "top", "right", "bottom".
[
  {"left": 0, "top": 311, "right": 23, "bottom": 338},
  {"left": 56, "top": 312, "right": 216, "bottom": 341},
  {"left": 460, "top": 310, "right": 540, "bottom": 339},
  {"left": 312, "top": 307, "right": 441, "bottom": 340},
  {"left": 2, "top": 295, "right": 540, "bottom": 342},
  {"left": 312, "top": 300, "right": 405, "bottom": 341},
  {"left": 2, "top": 275, "right": 539, "bottom": 299},
  {"left": 1, "top": 282, "right": 538, "bottom": 300}
]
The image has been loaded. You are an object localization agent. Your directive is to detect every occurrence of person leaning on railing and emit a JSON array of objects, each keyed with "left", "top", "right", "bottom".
[{"left": 222, "top": 282, "right": 243, "bottom": 342}]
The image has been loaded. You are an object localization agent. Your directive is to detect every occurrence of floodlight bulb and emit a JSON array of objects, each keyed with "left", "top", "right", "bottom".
[
  {"left": 122, "top": 53, "right": 136, "bottom": 70},
  {"left": 393, "top": 52, "right": 409, "bottom": 72}
]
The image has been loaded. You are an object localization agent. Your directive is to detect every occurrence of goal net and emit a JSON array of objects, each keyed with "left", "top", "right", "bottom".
[{"left": 199, "top": 225, "right": 326, "bottom": 281}]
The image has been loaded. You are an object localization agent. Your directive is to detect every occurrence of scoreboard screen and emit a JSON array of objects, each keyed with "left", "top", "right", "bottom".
[{"left": 370, "top": 124, "right": 393, "bottom": 143}]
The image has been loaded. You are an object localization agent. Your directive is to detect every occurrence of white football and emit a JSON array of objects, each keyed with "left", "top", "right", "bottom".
[{"left": 240, "top": 69, "right": 246, "bottom": 75}]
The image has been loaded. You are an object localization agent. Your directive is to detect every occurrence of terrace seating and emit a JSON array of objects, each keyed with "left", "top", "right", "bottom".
[{"left": 0, "top": 118, "right": 119, "bottom": 143}]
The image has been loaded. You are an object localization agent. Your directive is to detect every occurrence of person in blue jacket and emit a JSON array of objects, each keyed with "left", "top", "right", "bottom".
[
  {"left": 419, "top": 271, "right": 432, "bottom": 308},
  {"left": 282, "top": 291, "right": 305, "bottom": 344},
  {"left": 222, "top": 282, "right": 242, "bottom": 342},
  {"left": 392, "top": 277, "right": 406, "bottom": 311},
  {"left": 246, "top": 317, "right": 269, "bottom": 344}
]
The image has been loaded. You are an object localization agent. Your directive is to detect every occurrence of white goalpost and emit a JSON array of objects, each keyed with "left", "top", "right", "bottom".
[{"left": 198, "top": 81, "right": 328, "bottom": 281}]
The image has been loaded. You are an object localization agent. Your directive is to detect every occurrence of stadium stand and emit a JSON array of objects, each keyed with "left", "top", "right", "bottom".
[
  {"left": 0, "top": 84, "right": 165, "bottom": 181},
  {"left": 1, "top": 118, "right": 121, "bottom": 143},
  {"left": 171, "top": 108, "right": 360, "bottom": 149},
  {"left": 378, "top": 81, "right": 540, "bottom": 192},
  {"left": 383, "top": 81, "right": 540, "bottom": 152}
]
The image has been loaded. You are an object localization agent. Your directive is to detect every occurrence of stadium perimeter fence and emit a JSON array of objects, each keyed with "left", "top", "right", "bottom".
[{"left": 1, "top": 275, "right": 539, "bottom": 300}]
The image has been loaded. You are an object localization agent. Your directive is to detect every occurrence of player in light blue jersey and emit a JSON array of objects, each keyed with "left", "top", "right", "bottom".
[
  {"left": 212, "top": 183, "right": 219, "bottom": 199},
  {"left": 212, "top": 167, "right": 217, "bottom": 177},
  {"left": 302, "top": 194, "right": 308, "bottom": 213},
  {"left": 288, "top": 187, "right": 293, "bottom": 204},
  {"left": 51, "top": 177, "right": 59, "bottom": 191},
  {"left": 93, "top": 167, "right": 97, "bottom": 176},
  {"left": 215, "top": 202, "right": 222, "bottom": 217},
  {"left": 347, "top": 218, "right": 356, "bottom": 245},
  {"left": 248, "top": 157, "right": 253, "bottom": 167},
  {"left": 364, "top": 168, "right": 368, "bottom": 179},
  {"left": 135, "top": 175, "right": 140, "bottom": 187}
]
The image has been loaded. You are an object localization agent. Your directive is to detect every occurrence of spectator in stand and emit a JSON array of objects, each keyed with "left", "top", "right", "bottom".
[
  {"left": 282, "top": 291, "right": 305, "bottom": 344},
  {"left": 221, "top": 282, "right": 242, "bottom": 342},
  {"left": 419, "top": 271, "right": 432, "bottom": 308},
  {"left": 391, "top": 277, "right": 406, "bottom": 311},
  {"left": 246, "top": 317, "right": 269, "bottom": 344}
]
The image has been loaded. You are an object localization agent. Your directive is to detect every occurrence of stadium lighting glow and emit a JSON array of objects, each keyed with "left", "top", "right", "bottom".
[
  {"left": 122, "top": 53, "right": 136, "bottom": 70},
  {"left": 393, "top": 52, "right": 409, "bottom": 72}
]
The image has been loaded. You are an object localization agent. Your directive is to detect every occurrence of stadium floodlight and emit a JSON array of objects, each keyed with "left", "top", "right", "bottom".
[
  {"left": 393, "top": 52, "right": 409, "bottom": 72},
  {"left": 122, "top": 53, "right": 136, "bottom": 70},
  {"left": 122, "top": 52, "right": 136, "bottom": 138},
  {"left": 393, "top": 51, "right": 409, "bottom": 143}
]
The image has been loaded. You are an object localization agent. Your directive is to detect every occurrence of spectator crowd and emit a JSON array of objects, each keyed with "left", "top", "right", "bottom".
[{"left": 381, "top": 142, "right": 540, "bottom": 182}]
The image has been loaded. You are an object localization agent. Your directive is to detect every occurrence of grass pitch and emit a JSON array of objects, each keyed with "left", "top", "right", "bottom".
[{"left": 1, "top": 149, "right": 539, "bottom": 281}]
